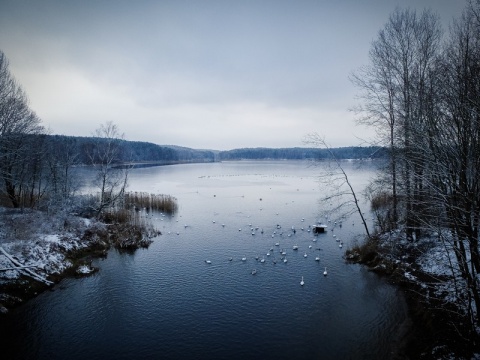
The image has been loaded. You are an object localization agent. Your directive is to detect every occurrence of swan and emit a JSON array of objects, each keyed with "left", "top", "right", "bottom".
[
  {"left": 300, "top": 276, "right": 304, "bottom": 286},
  {"left": 339, "top": 242, "right": 343, "bottom": 248},
  {"left": 315, "top": 256, "right": 320, "bottom": 261},
  {"left": 323, "top": 267, "right": 327, "bottom": 276},
  {"left": 260, "top": 257, "right": 265, "bottom": 263},
  {"left": 283, "top": 257, "right": 288, "bottom": 263},
  {"left": 251, "top": 269, "right": 257, "bottom": 275},
  {"left": 205, "top": 260, "right": 211, "bottom": 264},
  {"left": 242, "top": 256, "right": 247, "bottom": 261},
  {"left": 304, "top": 252, "right": 308, "bottom": 258}
]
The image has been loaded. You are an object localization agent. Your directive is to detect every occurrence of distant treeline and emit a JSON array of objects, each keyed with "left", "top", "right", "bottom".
[
  {"left": 45, "top": 135, "right": 385, "bottom": 164},
  {"left": 45, "top": 135, "right": 216, "bottom": 165},
  {"left": 218, "top": 146, "right": 385, "bottom": 160}
]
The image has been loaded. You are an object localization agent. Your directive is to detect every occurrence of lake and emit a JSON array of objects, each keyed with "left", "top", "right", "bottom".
[{"left": 1, "top": 160, "right": 408, "bottom": 360}]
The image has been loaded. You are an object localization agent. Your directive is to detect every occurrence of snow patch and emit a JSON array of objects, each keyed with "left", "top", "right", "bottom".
[
  {"left": 0, "top": 209, "right": 105, "bottom": 283},
  {"left": 76, "top": 265, "right": 93, "bottom": 274}
]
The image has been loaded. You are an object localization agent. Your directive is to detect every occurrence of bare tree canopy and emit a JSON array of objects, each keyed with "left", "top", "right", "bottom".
[
  {"left": 87, "top": 121, "right": 130, "bottom": 216},
  {"left": 0, "top": 50, "right": 44, "bottom": 208},
  {"left": 352, "top": 2, "right": 480, "bottom": 340}
]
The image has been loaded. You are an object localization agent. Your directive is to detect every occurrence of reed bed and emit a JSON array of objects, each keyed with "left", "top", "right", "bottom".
[{"left": 124, "top": 192, "right": 178, "bottom": 214}]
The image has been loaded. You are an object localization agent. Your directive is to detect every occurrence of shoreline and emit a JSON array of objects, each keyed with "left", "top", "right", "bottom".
[
  {"left": 345, "top": 237, "right": 479, "bottom": 359},
  {"left": 2, "top": 208, "right": 476, "bottom": 358},
  {"left": 0, "top": 209, "right": 158, "bottom": 314}
]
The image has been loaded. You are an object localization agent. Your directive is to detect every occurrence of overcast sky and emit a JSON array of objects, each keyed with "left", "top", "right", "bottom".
[{"left": 0, "top": 0, "right": 466, "bottom": 150}]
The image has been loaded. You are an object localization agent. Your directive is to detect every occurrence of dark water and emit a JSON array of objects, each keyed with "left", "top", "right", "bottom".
[{"left": 1, "top": 161, "right": 407, "bottom": 360}]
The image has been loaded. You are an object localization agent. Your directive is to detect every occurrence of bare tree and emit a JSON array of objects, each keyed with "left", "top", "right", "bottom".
[
  {"left": 353, "top": 2, "right": 480, "bottom": 338},
  {"left": 44, "top": 136, "right": 81, "bottom": 210},
  {"left": 351, "top": 8, "right": 442, "bottom": 240},
  {"left": 426, "top": 4, "right": 480, "bottom": 332},
  {"left": 305, "top": 133, "right": 372, "bottom": 240},
  {"left": 87, "top": 121, "right": 129, "bottom": 216},
  {"left": 0, "top": 50, "right": 44, "bottom": 208}
]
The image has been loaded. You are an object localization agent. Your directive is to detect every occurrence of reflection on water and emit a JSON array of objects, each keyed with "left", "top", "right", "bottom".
[{"left": 1, "top": 161, "right": 407, "bottom": 360}]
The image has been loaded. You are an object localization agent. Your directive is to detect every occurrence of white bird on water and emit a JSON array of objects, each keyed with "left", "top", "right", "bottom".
[
  {"left": 323, "top": 267, "right": 328, "bottom": 276},
  {"left": 300, "top": 276, "right": 304, "bottom": 286},
  {"left": 205, "top": 260, "right": 211, "bottom": 264}
]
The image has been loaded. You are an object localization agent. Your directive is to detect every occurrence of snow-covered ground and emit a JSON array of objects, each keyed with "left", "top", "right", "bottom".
[
  {"left": 0, "top": 205, "right": 159, "bottom": 314},
  {"left": 0, "top": 208, "right": 108, "bottom": 312},
  {"left": 375, "top": 231, "right": 461, "bottom": 298},
  {"left": 370, "top": 229, "right": 480, "bottom": 358}
]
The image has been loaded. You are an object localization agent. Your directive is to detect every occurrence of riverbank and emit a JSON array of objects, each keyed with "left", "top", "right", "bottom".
[
  {"left": 346, "top": 231, "right": 479, "bottom": 359},
  {"left": 0, "top": 207, "right": 159, "bottom": 314}
]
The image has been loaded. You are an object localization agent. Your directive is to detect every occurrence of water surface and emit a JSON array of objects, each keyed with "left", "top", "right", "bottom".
[{"left": 1, "top": 161, "right": 407, "bottom": 360}]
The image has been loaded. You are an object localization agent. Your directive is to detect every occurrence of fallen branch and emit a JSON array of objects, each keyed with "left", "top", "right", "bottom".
[
  {"left": 0, "top": 265, "right": 39, "bottom": 271},
  {"left": 0, "top": 246, "right": 53, "bottom": 286}
]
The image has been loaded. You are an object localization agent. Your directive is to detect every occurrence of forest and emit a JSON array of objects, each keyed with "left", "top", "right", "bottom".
[
  {"left": 345, "top": 1, "right": 480, "bottom": 349},
  {"left": 218, "top": 146, "right": 384, "bottom": 160}
]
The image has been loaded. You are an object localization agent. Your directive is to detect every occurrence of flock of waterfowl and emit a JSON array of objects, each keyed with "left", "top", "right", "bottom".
[
  {"left": 151, "top": 207, "right": 349, "bottom": 287},
  {"left": 200, "top": 218, "right": 348, "bottom": 286}
]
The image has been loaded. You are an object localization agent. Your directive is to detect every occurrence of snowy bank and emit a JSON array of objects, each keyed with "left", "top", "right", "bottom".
[
  {"left": 345, "top": 230, "right": 480, "bottom": 359},
  {"left": 0, "top": 208, "right": 158, "bottom": 313}
]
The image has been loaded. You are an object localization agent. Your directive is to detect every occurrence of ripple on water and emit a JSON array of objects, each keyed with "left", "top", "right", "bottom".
[{"left": 1, "top": 161, "right": 406, "bottom": 360}]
